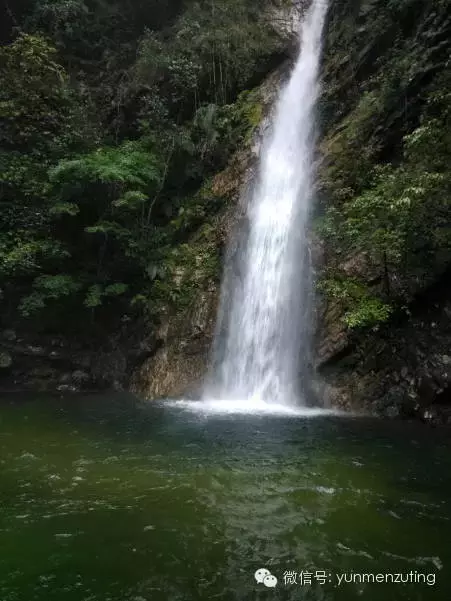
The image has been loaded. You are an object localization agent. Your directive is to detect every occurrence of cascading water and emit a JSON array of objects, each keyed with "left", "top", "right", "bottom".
[{"left": 205, "top": 0, "right": 328, "bottom": 407}]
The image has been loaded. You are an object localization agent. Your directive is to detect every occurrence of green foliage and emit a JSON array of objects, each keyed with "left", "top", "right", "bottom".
[
  {"left": 45, "top": 140, "right": 166, "bottom": 312},
  {"left": 319, "top": 91, "right": 384, "bottom": 199},
  {"left": 19, "top": 275, "right": 81, "bottom": 317},
  {"left": 149, "top": 236, "right": 220, "bottom": 313},
  {"left": 319, "top": 62, "right": 451, "bottom": 329},
  {"left": 344, "top": 298, "right": 392, "bottom": 329},
  {"left": 0, "top": 33, "right": 89, "bottom": 247},
  {"left": 49, "top": 202, "right": 80, "bottom": 217},
  {"left": 320, "top": 0, "right": 451, "bottom": 204},
  {"left": 0, "top": 237, "right": 69, "bottom": 277},
  {"left": 51, "top": 141, "right": 161, "bottom": 190},
  {"left": 323, "top": 76, "right": 451, "bottom": 272},
  {"left": 84, "top": 284, "right": 103, "bottom": 308},
  {"left": 319, "top": 277, "right": 392, "bottom": 329},
  {"left": 0, "top": 32, "right": 94, "bottom": 327},
  {"left": 0, "top": 33, "right": 90, "bottom": 155},
  {"left": 220, "top": 90, "right": 264, "bottom": 145},
  {"left": 322, "top": 164, "right": 408, "bottom": 263},
  {"left": 84, "top": 282, "right": 129, "bottom": 308},
  {"left": 134, "top": 0, "right": 277, "bottom": 111},
  {"left": 0, "top": 0, "right": 278, "bottom": 340},
  {"left": 167, "top": 180, "right": 224, "bottom": 238}
]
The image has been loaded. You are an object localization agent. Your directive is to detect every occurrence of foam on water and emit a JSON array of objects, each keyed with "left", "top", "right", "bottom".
[{"left": 165, "top": 398, "right": 343, "bottom": 417}]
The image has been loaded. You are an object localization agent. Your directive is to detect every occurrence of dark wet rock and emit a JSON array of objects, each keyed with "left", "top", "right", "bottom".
[
  {"left": 2, "top": 329, "right": 16, "bottom": 342},
  {"left": 314, "top": 280, "right": 451, "bottom": 421},
  {"left": 58, "top": 373, "right": 73, "bottom": 385},
  {"left": 91, "top": 349, "right": 127, "bottom": 390},
  {"left": 71, "top": 370, "right": 90, "bottom": 386},
  {"left": 420, "top": 402, "right": 451, "bottom": 426},
  {"left": 30, "top": 366, "right": 57, "bottom": 379},
  {"left": 57, "top": 384, "right": 77, "bottom": 393},
  {"left": 0, "top": 333, "right": 129, "bottom": 393},
  {"left": 27, "top": 345, "right": 46, "bottom": 356},
  {"left": 0, "top": 351, "right": 12, "bottom": 369},
  {"left": 383, "top": 405, "right": 401, "bottom": 419}
]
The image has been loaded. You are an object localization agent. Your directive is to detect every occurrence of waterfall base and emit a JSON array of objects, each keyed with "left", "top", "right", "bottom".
[{"left": 165, "top": 398, "right": 344, "bottom": 417}]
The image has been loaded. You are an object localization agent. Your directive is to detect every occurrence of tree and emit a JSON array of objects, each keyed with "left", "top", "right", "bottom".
[{"left": 0, "top": 34, "right": 91, "bottom": 322}]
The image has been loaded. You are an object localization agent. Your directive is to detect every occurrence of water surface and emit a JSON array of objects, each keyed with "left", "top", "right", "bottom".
[{"left": 0, "top": 394, "right": 449, "bottom": 600}]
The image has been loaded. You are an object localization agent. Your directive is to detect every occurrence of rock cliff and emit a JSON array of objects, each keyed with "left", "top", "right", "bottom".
[{"left": 313, "top": 0, "right": 451, "bottom": 422}]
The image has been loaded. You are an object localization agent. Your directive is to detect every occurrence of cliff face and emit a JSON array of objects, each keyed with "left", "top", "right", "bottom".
[
  {"left": 313, "top": 0, "right": 451, "bottom": 421},
  {"left": 133, "top": 0, "right": 451, "bottom": 423}
]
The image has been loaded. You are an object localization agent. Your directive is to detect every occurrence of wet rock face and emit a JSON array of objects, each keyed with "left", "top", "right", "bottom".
[
  {"left": 267, "top": 0, "right": 310, "bottom": 54},
  {"left": 0, "top": 324, "right": 157, "bottom": 394},
  {"left": 130, "top": 286, "right": 219, "bottom": 399},
  {"left": 0, "top": 334, "right": 94, "bottom": 392},
  {"left": 313, "top": 283, "right": 451, "bottom": 422}
]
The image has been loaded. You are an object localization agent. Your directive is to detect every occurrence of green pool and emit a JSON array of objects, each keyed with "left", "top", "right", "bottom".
[{"left": 0, "top": 394, "right": 449, "bottom": 600}]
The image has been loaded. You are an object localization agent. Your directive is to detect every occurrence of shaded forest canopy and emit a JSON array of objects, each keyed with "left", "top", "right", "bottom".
[{"left": 0, "top": 0, "right": 286, "bottom": 339}]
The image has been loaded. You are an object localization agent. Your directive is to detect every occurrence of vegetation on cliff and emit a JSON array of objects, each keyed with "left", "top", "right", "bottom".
[
  {"left": 0, "top": 0, "right": 282, "bottom": 343},
  {"left": 318, "top": 0, "right": 451, "bottom": 330}
]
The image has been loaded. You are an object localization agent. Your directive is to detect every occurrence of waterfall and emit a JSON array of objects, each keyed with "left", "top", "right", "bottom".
[{"left": 206, "top": 0, "right": 328, "bottom": 406}]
